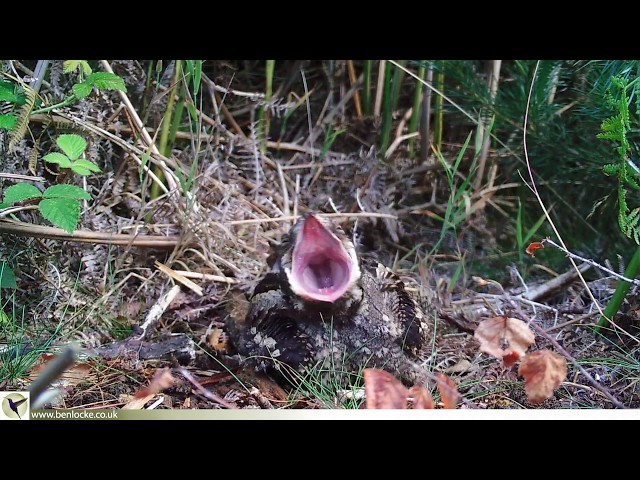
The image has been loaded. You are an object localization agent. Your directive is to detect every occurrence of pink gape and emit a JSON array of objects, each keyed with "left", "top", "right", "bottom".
[{"left": 288, "top": 215, "right": 358, "bottom": 303}]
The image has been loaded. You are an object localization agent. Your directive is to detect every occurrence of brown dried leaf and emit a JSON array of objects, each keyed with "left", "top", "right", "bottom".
[
  {"left": 28, "top": 356, "right": 93, "bottom": 386},
  {"left": 435, "top": 373, "right": 460, "bottom": 409},
  {"left": 408, "top": 386, "right": 434, "bottom": 409},
  {"left": 363, "top": 368, "right": 408, "bottom": 409},
  {"left": 444, "top": 358, "right": 474, "bottom": 374},
  {"left": 134, "top": 368, "right": 175, "bottom": 398},
  {"left": 474, "top": 316, "right": 535, "bottom": 361},
  {"left": 208, "top": 328, "right": 228, "bottom": 352},
  {"left": 124, "top": 368, "right": 176, "bottom": 409},
  {"left": 518, "top": 350, "right": 567, "bottom": 405}
]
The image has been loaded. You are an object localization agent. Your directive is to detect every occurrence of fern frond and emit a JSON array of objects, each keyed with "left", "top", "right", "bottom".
[
  {"left": 28, "top": 137, "right": 39, "bottom": 175},
  {"left": 8, "top": 84, "right": 36, "bottom": 152},
  {"left": 603, "top": 163, "right": 619, "bottom": 176}
]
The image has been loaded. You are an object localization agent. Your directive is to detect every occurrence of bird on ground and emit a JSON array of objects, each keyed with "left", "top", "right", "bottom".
[{"left": 226, "top": 214, "right": 430, "bottom": 387}]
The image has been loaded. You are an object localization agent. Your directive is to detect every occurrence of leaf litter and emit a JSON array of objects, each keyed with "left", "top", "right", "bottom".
[{"left": 0, "top": 60, "right": 636, "bottom": 411}]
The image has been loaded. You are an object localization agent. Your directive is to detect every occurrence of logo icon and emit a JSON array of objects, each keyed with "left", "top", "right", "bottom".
[{"left": 0, "top": 392, "right": 30, "bottom": 420}]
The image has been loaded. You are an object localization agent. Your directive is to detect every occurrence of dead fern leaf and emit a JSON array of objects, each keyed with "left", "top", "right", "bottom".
[{"left": 9, "top": 84, "right": 36, "bottom": 152}]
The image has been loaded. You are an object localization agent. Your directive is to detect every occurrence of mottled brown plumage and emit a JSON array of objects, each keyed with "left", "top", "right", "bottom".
[{"left": 226, "top": 214, "right": 430, "bottom": 386}]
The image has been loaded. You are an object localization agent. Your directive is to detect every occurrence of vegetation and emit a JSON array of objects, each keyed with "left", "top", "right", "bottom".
[{"left": 1, "top": 59, "right": 639, "bottom": 411}]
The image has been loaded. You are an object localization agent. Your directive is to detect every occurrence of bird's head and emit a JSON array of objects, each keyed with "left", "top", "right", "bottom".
[{"left": 281, "top": 215, "right": 361, "bottom": 303}]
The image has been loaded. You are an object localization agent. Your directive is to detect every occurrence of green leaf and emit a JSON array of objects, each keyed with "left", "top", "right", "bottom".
[
  {"left": 72, "top": 82, "right": 92, "bottom": 99},
  {"left": 70, "top": 166, "right": 91, "bottom": 176},
  {"left": 43, "top": 184, "right": 91, "bottom": 200},
  {"left": 71, "top": 158, "right": 101, "bottom": 173},
  {"left": 85, "top": 72, "right": 127, "bottom": 92},
  {"left": 64, "top": 60, "right": 82, "bottom": 74},
  {"left": 0, "top": 307, "right": 9, "bottom": 324},
  {"left": 43, "top": 152, "right": 72, "bottom": 168},
  {"left": 3, "top": 183, "right": 42, "bottom": 203},
  {"left": 39, "top": 197, "right": 80, "bottom": 234},
  {"left": 0, "top": 202, "right": 9, "bottom": 210},
  {"left": 64, "top": 60, "right": 93, "bottom": 76},
  {"left": 0, "top": 80, "right": 19, "bottom": 103},
  {"left": 57, "top": 134, "right": 87, "bottom": 160},
  {"left": 0, "top": 262, "right": 17, "bottom": 289},
  {"left": 0, "top": 114, "right": 17, "bottom": 130}
]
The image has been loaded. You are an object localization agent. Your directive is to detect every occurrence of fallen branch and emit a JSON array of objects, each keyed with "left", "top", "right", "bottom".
[
  {"left": 0, "top": 219, "right": 180, "bottom": 248},
  {"left": 177, "top": 368, "right": 237, "bottom": 409},
  {"left": 518, "top": 262, "right": 592, "bottom": 301},
  {"left": 136, "top": 285, "right": 182, "bottom": 340}
]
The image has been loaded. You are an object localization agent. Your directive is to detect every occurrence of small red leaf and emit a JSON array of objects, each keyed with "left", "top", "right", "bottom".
[
  {"left": 502, "top": 351, "right": 520, "bottom": 368},
  {"left": 526, "top": 242, "right": 544, "bottom": 256}
]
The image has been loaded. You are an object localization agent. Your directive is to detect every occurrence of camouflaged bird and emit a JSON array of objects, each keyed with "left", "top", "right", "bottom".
[{"left": 226, "top": 214, "right": 430, "bottom": 386}]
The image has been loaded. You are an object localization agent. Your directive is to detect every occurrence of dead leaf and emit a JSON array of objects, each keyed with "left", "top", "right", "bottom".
[
  {"left": 526, "top": 242, "right": 545, "bottom": 257},
  {"left": 28, "top": 356, "right": 93, "bottom": 387},
  {"left": 363, "top": 368, "right": 408, "bottom": 409},
  {"left": 408, "top": 386, "right": 434, "bottom": 409},
  {"left": 123, "top": 393, "right": 155, "bottom": 410},
  {"left": 444, "top": 358, "right": 473, "bottom": 374},
  {"left": 474, "top": 316, "right": 535, "bottom": 361},
  {"left": 435, "top": 373, "right": 460, "bottom": 409},
  {"left": 208, "top": 328, "right": 228, "bottom": 352},
  {"left": 134, "top": 368, "right": 175, "bottom": 398},
  {"left": 123, "top": 368, "right": 175, "bottom": 409},
  {"left": 518, "top": 350, "right": 567, "bottom": 405},
  {"left": 502, "top": 351, "right": 520, "bottom": 368}
]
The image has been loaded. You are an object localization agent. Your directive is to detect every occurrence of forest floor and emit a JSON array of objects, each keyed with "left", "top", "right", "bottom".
[{"left": 1, "top": 60, "right": 639, "bottom": 412}]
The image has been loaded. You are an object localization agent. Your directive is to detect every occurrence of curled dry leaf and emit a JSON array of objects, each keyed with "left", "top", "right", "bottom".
[
  {"left": 474, "top": 316, "right": 535, "bottom": 362},
  {"left": 408, "top": 386, "right": 434, "bottom": 409},
  {"left": 208, "top": 328, "right": 228, "bottom": 352},
  {"left": 525, "top": 242, "right": 545, "bottom": 257},
  {"left": 502, "top": 351, "right": 520, "bottom": 368},
  {"left": 435, "top": 373, "right": 460, "bottom": 409},
  {"left": 518, "top": 350, "right": 567, "bottom": 405},
  {"left": 363, "top": 368, "right": 408, "bottom": 409},
  {"left": 124, "top": 368, "right": 176, "bottom": 410}
]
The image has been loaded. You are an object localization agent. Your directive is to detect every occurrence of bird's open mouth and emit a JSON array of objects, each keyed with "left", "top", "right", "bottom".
[{"left": 290, "top": 215, "right": 356, "bottom": 303}]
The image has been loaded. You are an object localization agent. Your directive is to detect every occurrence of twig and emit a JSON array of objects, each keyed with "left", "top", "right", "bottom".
[
  {"left": 0, "top": 173, "right": 46, "bottom": 182},
  {"left": 173, "top": 270, "right": 238, "bottom": 284},
  {"left": 385, "top": 132, "right": 419, "bottom": 159},
  {"left": 177, "top": 368, "right": 237, "bottom": 409},
  {"left": 0, "top": 219, "right": 179, "bottom": 247},
  {"left": 226, "top": 211, "right": 397, "bottom": 226},
  {"left": 518, "top": 262, "right": 592, "bottom": 301},
  {"left": 155, "top": 261, "right": 203, "bottom": 296},
  {"left": 136, "top": 284, "right": 182, "bottom": 340},
  {"left": 542, "top": 238, "right": 640, "bottom": 286},
  {"left": 347, "top": 60, "right": 363, "bottom": 119},
  {"left": 374, "top": 61, "right": 385, "bottom": 118}
]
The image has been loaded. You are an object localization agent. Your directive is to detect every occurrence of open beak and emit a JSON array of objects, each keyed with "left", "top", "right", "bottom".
[{"left": 286, "top": 215, "right": 360, "bottom": 303}]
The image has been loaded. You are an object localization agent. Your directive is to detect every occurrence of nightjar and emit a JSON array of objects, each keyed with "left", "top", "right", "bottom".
[{"left": 226, "top": 214, "right": 430, "bottom": 386}]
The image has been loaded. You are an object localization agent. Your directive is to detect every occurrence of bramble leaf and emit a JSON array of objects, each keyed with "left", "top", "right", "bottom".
[
  {"left": 57, "top": 134, "right": 87, "bottom": 160},
  {"left": 72, "top": 82, "right": 92, "bottom": 99},
  {"left": 85, "top": 72, "right": 126, "bottom": 92},
  {"left": 43, "top": 152, "right": 72, "bottom": 168},
  {"left": 0, "top": 114, "right": 17, "bottom": 130},
  {"left": 39, "top": 197, "right": 80, "bottom": 234},
  {"left": 3, "top": 183, "right": 42, "bottom": 204},
  {"left": 43, "top": 184, "right": 91, "bottom": 200}
]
